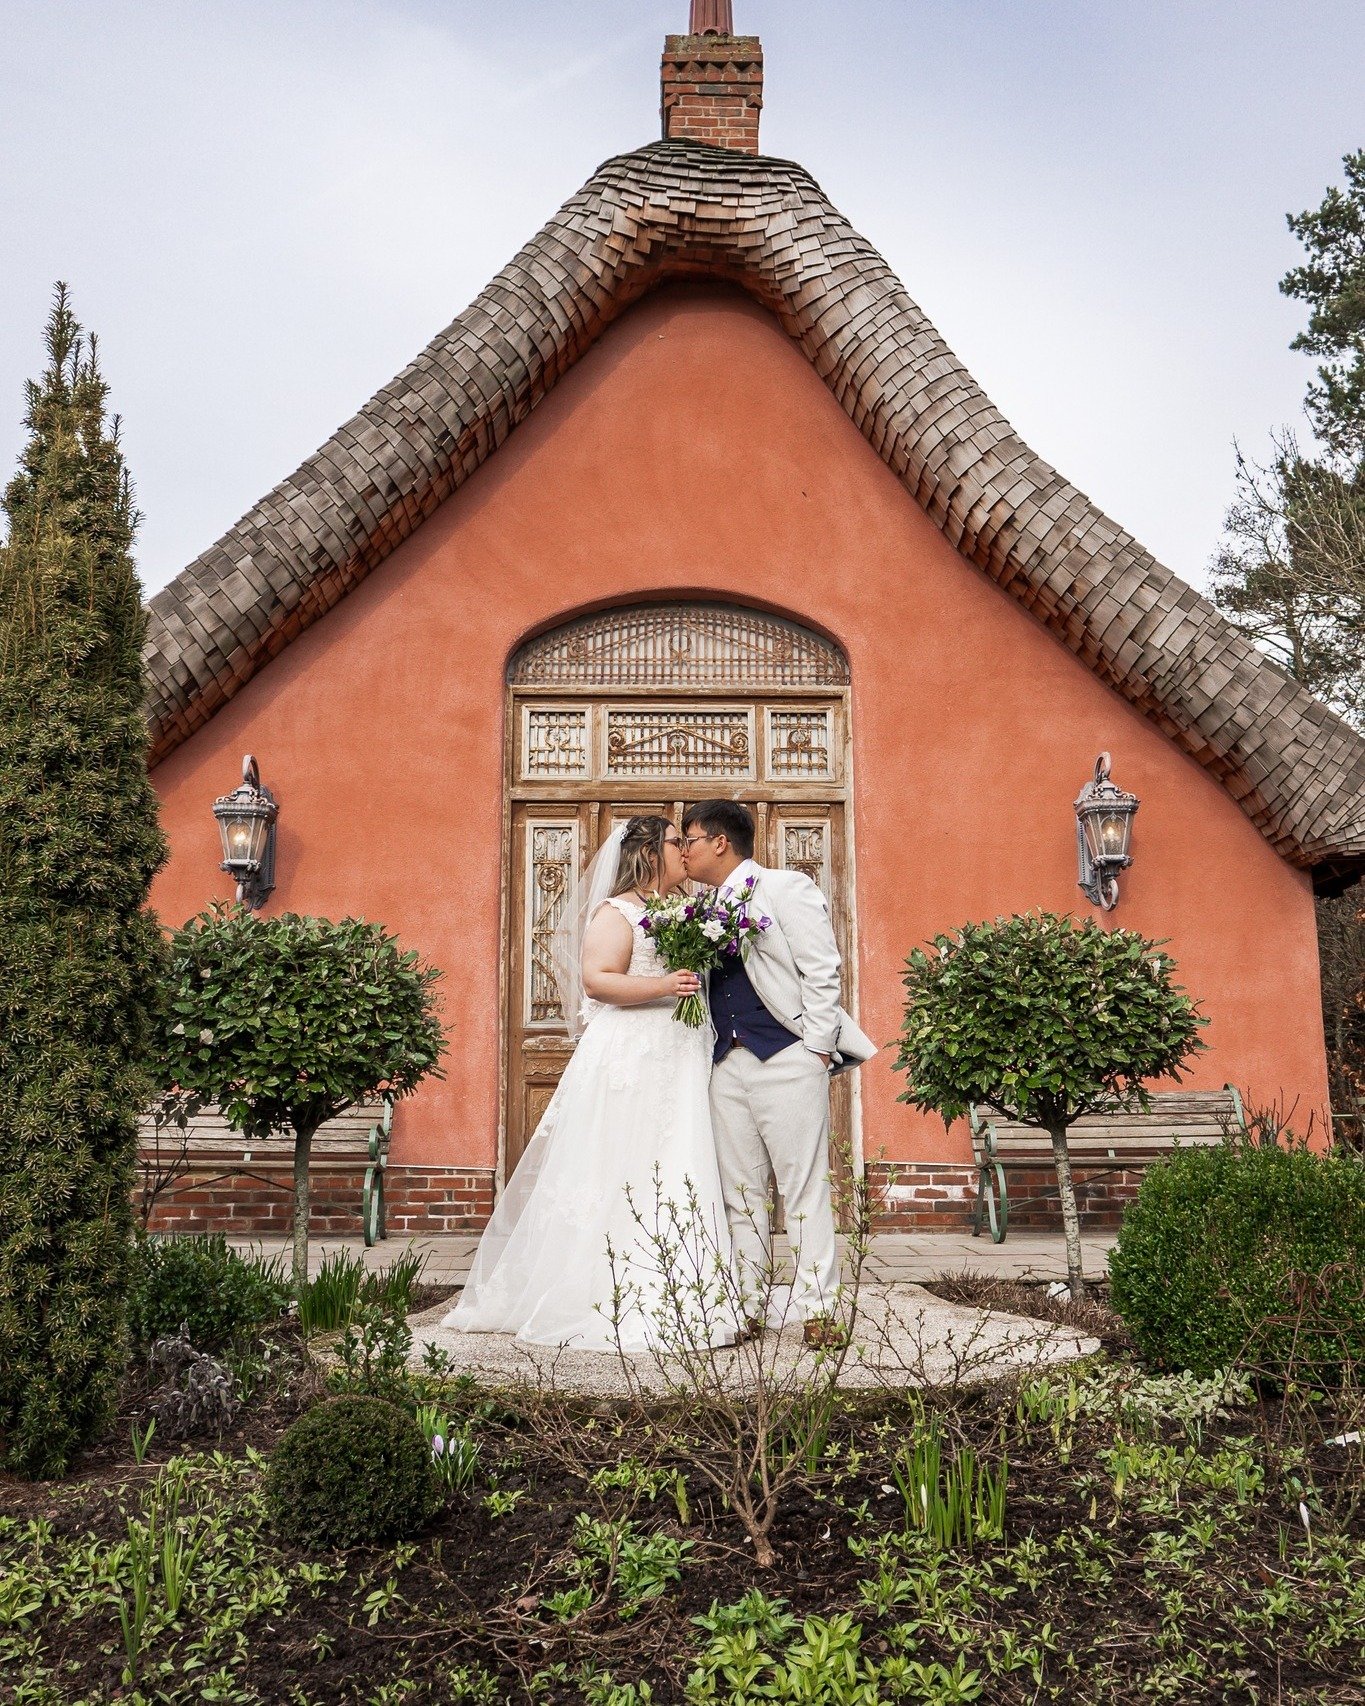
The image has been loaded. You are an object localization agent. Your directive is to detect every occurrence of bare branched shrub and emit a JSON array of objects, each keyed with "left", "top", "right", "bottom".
[
  {"left": 604, "top": 1152, "right": 871, "bottom": 1568},
  {"left": 135, "top": 1087, "right": 199, "bottom": 1230}
]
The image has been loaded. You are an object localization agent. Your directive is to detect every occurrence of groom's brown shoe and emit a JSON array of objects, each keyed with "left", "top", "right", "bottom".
[{"left": 802, "top": 1316, "right": 848, "bottom": 1350}]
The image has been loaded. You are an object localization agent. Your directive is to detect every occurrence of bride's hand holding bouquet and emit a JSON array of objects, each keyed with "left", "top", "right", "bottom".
[{"left": 640, "top": 878, "right": 772, "bottom": 1027}]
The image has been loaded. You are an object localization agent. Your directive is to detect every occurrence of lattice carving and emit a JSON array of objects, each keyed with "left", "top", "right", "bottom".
[
  {"left": 509, "top": 604, "right": 848, "bottom": 688},
  {"left": 605, "top": 708, "right": 754, "bottom": 779},
  {"left": 781, "top": 823, "right": 831, "bottom": 904},
  {"left": 523, "top": 708, "right": 589, "bottom": 779},
  {"left": 526, "top": 823, "right": 576, "bottom": 1023},
  {"left": 768, "top": 709, "right": 834, "bottom": 780}
]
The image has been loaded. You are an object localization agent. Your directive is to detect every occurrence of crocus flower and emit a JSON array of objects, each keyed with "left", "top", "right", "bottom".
[{"left": 432, "top": 1435, "right": 445, "bottom": 1459}]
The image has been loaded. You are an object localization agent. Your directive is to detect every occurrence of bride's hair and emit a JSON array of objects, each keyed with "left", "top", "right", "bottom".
[{"left": 610, "top": 815, "right": 672, "bottom": 897}]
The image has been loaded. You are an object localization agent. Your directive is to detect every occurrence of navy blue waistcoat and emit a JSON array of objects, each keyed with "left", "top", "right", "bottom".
[{"left": 709, "top": 949, "right": 797, "bottom": 1066}]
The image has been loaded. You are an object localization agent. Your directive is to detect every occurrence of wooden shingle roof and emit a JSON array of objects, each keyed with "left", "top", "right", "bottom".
[{"left": 144, "top": 141, "right": 1365, "bottom": 887}]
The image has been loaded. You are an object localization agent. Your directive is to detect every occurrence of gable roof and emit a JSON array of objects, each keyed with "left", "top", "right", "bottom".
[{"left": 143, "top": 140, "right": 1365, "bottom": 889}]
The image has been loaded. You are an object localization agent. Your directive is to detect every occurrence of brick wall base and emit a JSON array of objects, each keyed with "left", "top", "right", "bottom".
[
  {"left": 141, "top": 1161, "right": 1139, "bottom": 1240},
  {"left": 143, "top": 1165, "right": 496, "bottom": 1238},
  {"left": 866, "top": 1162, "right": 1144, "bottom": 1232}
]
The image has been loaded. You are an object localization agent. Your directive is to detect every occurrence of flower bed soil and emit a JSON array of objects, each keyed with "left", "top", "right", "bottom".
[{"left": 3, "top": 1331, "right": 1364, "bottom": 1703}]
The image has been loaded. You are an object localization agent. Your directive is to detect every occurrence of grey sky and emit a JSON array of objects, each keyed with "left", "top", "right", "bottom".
[{"left": 2, "top": 0, "right": 1362, "bottom": 598}]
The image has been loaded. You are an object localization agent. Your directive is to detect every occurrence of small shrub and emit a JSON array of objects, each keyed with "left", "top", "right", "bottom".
[
  {"left": 127, "top": 1233, "right": 289, "bottom": 1352},
  {"left": 145, "top": 1326, "right": 241, "bottom": 1439},
  {"left": 297, "top": 1247, "right": 426, "bottom": 1336},
  {"left": 265, "top": 1395, "right": 442, "bottom": 1550},
  {"left": 1109, "top": 1134, "right": 1365, "bottom": 1379}
]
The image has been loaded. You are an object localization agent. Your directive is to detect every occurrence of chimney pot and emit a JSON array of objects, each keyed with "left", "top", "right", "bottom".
[{"left": 690, "top": 0, "right": 733, "bottom": 31}]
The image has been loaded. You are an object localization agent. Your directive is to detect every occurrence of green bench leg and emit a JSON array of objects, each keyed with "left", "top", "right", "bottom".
[{"left": 972, "top": 1162, "right": 1009, "bottom": 1243}]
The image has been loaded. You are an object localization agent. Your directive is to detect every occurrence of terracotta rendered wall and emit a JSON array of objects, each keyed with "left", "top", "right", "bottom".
[{"left": 149, "top": 284, "right": 1331, "bottom": 1181}]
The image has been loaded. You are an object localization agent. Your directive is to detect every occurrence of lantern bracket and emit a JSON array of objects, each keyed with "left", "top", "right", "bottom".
[
  {"left": 1074, "top": 751, "right": 1139, "bottom": 912},
  {"left": 212, "top": 754, "right": 279, "bottom": 911}
]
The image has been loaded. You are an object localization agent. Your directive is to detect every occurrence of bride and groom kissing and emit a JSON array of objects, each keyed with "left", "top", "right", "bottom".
[{"left": 446, "top": 800, "right": 876, "bottom": 1352}]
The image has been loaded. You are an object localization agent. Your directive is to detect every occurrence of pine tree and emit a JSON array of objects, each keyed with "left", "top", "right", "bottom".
[{"left": 0, "top": 285, "right": 167, "bottom": 1477}]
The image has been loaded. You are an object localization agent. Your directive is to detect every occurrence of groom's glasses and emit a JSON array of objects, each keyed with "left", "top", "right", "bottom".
[{"left": 680, "top": 834, "right": 712, "bottom": 850}]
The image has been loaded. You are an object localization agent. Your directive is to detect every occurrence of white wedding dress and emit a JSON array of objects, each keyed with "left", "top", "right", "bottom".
[{"left": 445, "top": 897, "right": 736, "bottom": 1351}]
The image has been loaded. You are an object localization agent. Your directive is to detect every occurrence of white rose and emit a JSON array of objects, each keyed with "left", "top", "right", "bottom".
[{"left": 701, "top": 919, "right": 725, "bottom": 942}]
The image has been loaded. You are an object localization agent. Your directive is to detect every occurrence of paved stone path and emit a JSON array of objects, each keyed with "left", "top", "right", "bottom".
[
  {"left": 232, "top": 1229, "right": 1114, "bottom": 1396},
  {"left": 231, "top": 1228, "right": 1118, "bottom": 1287}
]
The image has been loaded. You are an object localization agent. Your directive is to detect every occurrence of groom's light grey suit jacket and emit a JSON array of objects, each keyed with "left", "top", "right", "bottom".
[{"left": 727, "top": 864, "right": 877, "bottom": 1075}]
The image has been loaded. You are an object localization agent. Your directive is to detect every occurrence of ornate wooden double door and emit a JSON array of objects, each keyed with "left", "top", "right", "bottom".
[{"left": 503, "top": 604, "right": 857, "bottom": 1182}]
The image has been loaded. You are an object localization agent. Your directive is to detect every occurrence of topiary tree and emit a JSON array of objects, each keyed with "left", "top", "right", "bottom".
[
  {"left": 265, "top": 1395, "right": 442, "bottom": 1550},
  {"left": 0, "top": 286, "right": 168, "bottom": 1478},
  {"left": 893, "top": 912, "right": 1206, "bottom": 1298},
  {"left": 161, "top": 906, "right": 446, "bottom": 1290}
]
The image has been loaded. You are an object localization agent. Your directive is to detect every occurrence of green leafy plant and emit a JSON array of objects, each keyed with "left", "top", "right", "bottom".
[
  {"left": 894, "top": 912, "right": 1205, "bottom": 1296},
  {"left": 1109, "top": 1130, "right": 1365, "bottom": 1378},
  {"left": 160, "top": 906, "right": 446, "bottom": 1288},
  {"left": 127, "top": 1232, "right": 289, "bottom": 1352},
  {"left": 297, "top": 1246, "right": 426, "bottom": 1335},
  {"left": 264, "top": 1396, "right": 442, "bottom": 1551},
  {"left": 415, "top": 1403, "right": 481, "bottom": 1495},
  {"left": 0, "top": 285, "right": 168, "bottom": 1477},
  {"left": 891, "top": 1415, "right": 1007, "bottom": 1552}
]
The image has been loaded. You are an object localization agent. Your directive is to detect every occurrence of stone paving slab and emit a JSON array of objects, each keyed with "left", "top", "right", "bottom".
[{"left": 229, "top": 1229, "right": 1119, "bottom": 1287}]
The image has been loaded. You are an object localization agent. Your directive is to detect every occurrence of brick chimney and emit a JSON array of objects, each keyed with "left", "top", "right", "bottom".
[{"left": 661, "top": 1, "right": 763, "bottom": 154}]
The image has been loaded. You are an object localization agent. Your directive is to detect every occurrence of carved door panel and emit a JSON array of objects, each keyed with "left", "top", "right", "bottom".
[
  {"left": 763, "top": 803, "right": 856, "bottom": 1217},
  {"left": 506, "top": 801, "right": 675, "bottom": 1176}
]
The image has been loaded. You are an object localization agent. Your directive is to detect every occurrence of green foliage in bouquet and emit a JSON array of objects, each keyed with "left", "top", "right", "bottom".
[
  {"left": 0, "top": 287, "right": 167, "bottom": 1478},
  {"left": 161, "top": 908, "right": 446, "bottom": 1288},
  {"left": 894, "top": 912, "right": 1205, "bottom": 1298},
  {"left": 265, "top": 1395, "right": 442, "bottom": 1550}
]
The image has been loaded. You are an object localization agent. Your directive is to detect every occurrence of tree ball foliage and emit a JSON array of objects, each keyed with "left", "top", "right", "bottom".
[
  {"left": 126, "top": 1234, "right": 289, "bottom": 1353},
  {"left": 895, "top": 911, "right": 1206, "bottom": 1128},
  {"left": 160, "top": 907, "right": 446, "bottom": 1143},
  {"left": 265, "top": 1396, "right": 442, "bottom": 1551},
  {"left": 1109, "top": 1135, "right": 1365, "bottom": 1380}
]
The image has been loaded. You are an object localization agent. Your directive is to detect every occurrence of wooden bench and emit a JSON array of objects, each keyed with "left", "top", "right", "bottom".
[
  {"left": 137, "top": 1097, "right": 395, "bottom": 1245},
  {"left": 967, "top": 1086, "right": 1245, "bottom": 1243}
]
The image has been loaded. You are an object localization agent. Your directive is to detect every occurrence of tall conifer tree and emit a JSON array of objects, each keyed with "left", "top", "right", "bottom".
[{"left": 0, "top": 285, "right": 167, "bottom": 1477}]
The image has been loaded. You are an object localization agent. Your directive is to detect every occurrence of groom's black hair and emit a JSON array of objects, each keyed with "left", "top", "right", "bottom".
[{"left": 682, "top": 799, "right": 756, "bottom": 859}]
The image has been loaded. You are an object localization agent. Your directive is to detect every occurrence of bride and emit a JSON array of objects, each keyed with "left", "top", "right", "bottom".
[{"left": 445, "top": 816, "right": 736, "bottom": 1351}]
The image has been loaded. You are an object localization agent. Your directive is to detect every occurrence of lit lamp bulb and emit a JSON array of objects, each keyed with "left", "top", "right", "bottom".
[
  {"left": 227, "top": 822, "right": 253, "bottom": 859},
  {"left": 1099, "top": 815, "right": 1127, "bottom": 854}
]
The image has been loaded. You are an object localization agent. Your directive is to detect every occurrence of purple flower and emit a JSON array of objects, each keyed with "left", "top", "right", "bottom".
[
  {"left": 724, "top": 940, "right": 740, "bottom": 956},
  {"left": 758, "top": 916, "right": 772, "bottom": 929},
  {"left": 737, "top": 915, "right": 751, "bottom": 930},
  {"left": 684, "top": 904, "right": 694, "bottom": 919},
  {"left": 640, "top": 918, "right": 653, "bottom": 933}
]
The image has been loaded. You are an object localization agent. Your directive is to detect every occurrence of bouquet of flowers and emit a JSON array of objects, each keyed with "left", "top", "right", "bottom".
[{"left": 640, "top": 878, "right": 771, "bottom": 1027}]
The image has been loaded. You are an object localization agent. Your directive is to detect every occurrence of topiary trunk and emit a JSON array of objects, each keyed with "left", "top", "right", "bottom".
[
  {"left": 0, "top": 287, "right": 167, "bottom": 1477},
  {"left": 292, "top": 1122, "right": 319, "bottom": 1294},
  {"left": 1046, "top": 1121, "right": 1087, "bottom": 1300}
]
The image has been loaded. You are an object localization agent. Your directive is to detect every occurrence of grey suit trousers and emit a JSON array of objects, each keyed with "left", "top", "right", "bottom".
[{"left": 709, "top": 1042, "right": 839, "bottom": 1319}]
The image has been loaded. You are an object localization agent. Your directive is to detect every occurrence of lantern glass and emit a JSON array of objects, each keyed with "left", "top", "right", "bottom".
[{"left": 1098, "top": 810, "right": 1131, "bottom": 858}]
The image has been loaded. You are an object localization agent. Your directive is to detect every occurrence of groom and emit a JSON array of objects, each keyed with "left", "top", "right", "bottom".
[{"left": 681, "top": 800, "right": 876, "bottom": 1345}]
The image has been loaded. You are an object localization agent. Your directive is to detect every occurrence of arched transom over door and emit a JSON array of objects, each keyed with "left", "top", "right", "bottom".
[{"left": 503, "top": 603, "right": 858, "bottom": 1181}]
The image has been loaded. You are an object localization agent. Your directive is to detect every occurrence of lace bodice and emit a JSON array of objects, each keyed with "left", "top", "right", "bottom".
[
  {"left": 605, "top": 896, "right": 666, "bottom": 976},
  {"left": 577, "top": 896, "right": 666, "bottom": 1029}
]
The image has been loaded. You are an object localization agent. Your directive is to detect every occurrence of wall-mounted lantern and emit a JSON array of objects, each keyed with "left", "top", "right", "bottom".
[
  {"left": 1075, "top": 752, "right": 1138, "bottom": 911},
  {"left": 213, "top": 755, "right": 278, "bottom": 911}
]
